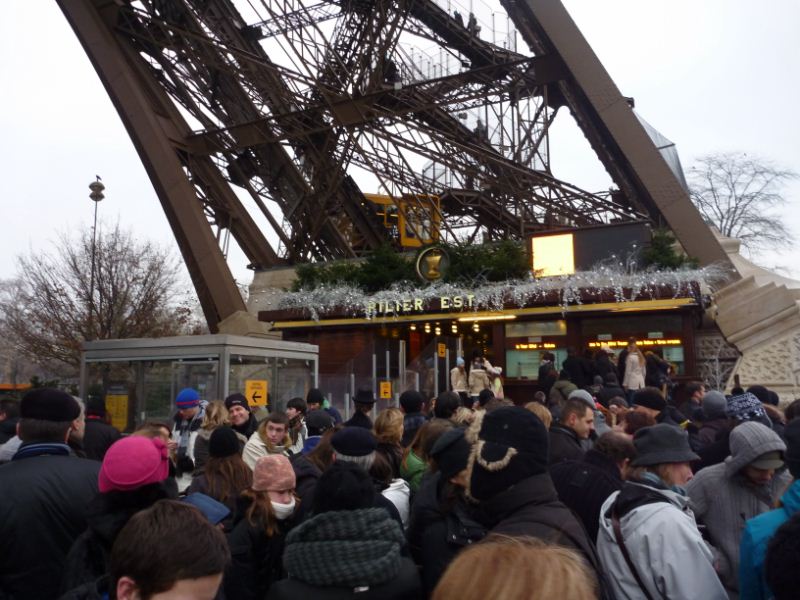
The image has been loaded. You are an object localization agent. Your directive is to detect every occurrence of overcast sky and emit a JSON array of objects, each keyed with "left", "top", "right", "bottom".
[{"left": 1, "top": 0, "right": 798, "bottom": 289}]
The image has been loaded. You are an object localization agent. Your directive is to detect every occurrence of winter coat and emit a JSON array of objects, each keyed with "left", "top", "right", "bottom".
[
  {"left": 548, "top": 379, "right": 577, "bottom": 407},
  {"left": 450, "top": 367, "right": 467, "bottom": 393},
  {"left": 81, "top": 417, "right": 121, "bottom": 462},
  {"left": 473, "top": 472, "right": 609, "bottom": 597},
  {"left": 193, "top": 426, "right": 247, "bottom": 475},
  {"left": 344, "top": 410, "right": 373, "bottom": 430},
  {"left": 0, "top": 434, "right": 22, "bottom": 463},
  {"left": 242, "top": 431, "right": 292, "bottom": 470},
  {"left": 598, "top": 479, "right": 727, "bottom": 600},
  {"left": 267, "top": 508, "right": 421, "bottom": 600},
  {"left": 550, "top": 449, "right": 623, "bottom": 542},
  {"left": 467, "top": 368, "right": 491, "bottom": 397},
  {"left": 186, "top": 474, "right": 243, "bottom": 529},
  {"left": 0, "top": 417, "right": 18, "bottom": 445},
  {"left": 687, "top": 422, "right": 790, "bottom": 596},
  {"left": 548, "top": 424, "right": 585, "bottom": 465},
  {"left": 225, "top": 496, "right": 292, "bottom": 600},
  {"left": 0, "top": 443, "right": 100, "bottom": 599},
  {"left": 401, "top": 412, "right": 426, "bottom": 447},
  {"left": 291, "top": 454, "right": 323, "bottom": 521},
  {"left": 563, "top": 356, "right": 591, "bottom": 389},
  {"left": 739, "top": 479, "right": 800, "bottom": 600},
  {"left": 171, "top": 408, "right": 204, "bottom": 492},
  {"left": 381, "top": 478, "right": 411, "bottom": 527},
  {"left": 622, "top": 352, "right": 645, "bottom": 390},
  {"left": 407, "top": 472, "right": 486, "bottom": 594},
  {"left": 400, "top": 449, "right": 426, "bottom": 493},
  {"left": 58, "top": 576, "right": 109, "bottom": 600},
  {"left": 697, "top": 418, "right": 730, "bottom": 448}
]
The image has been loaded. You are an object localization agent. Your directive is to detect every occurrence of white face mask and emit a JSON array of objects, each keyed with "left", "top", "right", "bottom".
[{"left": 272, "top": 498, "right": 296, "bottom": 521}]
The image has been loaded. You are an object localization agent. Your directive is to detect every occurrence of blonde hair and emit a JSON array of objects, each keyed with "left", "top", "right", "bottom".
[
  {"left": 525, "top": 402, "right": 552, "bottom": 429},
  {"left": 202, "top": 401, "right": 229, "bottom": 430},
  {"left": 374, "top": 407, "right": 404, "bottom": 445},
  {"left": 451, "top": 406, "right": 475, "bottom": 426},
  {"left": 433, "top": 536, "right": 597, "bottom": 600}
]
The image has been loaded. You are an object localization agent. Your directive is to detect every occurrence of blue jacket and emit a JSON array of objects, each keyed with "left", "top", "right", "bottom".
[{"left": 740, "top": 479, "right": 800, "bottom": 599}]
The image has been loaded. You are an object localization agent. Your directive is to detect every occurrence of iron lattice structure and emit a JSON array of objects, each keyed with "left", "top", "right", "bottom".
[{"left": 58, "top": 0, "right": 730, "bottom": 330}]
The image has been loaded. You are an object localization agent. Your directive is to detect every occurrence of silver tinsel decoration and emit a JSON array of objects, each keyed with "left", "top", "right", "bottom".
[{"left": 262, "top": 265, "right": 728, "bottom": 322}]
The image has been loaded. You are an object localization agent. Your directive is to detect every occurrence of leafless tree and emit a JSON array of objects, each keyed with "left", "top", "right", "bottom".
[
  {"left": 688, "top": 153, "right": 797, "bottom": 255},
  {"left": 0, "top": 224, "right": 204, "bottom": 377}
]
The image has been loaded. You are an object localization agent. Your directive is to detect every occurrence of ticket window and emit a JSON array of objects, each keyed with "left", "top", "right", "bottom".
[{"left": 504, "top": 320, "right": 567, "bottom": 380}]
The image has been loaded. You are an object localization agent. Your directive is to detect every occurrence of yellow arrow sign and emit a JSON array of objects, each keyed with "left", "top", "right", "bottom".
[{"left": 245, "top": 379, "right": 268, "bottom": 407}]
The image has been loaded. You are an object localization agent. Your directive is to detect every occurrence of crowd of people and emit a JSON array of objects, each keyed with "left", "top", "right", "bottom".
[{"left": 2, "top": 342, "right": 800, "bottom": 599}]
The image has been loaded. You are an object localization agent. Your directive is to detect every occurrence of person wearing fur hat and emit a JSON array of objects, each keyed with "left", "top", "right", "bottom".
[
  {"left": 225, "top": 392, "right": 259, "bottom": 439},
  {"left": 225, "top": 454, "right": 298, "bottom": 600},
  {"left": 171, "top": 387, "right": 206, "bottom": 492},
  {"left": 597, "top": 424, "right": 727, "bottom": 599},
  {"left": 465, "top": 407, "right": 609, "bottom": 597},
  {"left": 267, "top": 462, "right": 422, "bottom": 600},
  {"left": 740, "top": 419, "right": 800, "bottom": 600},
  {"left": 60, "top": 435, "right": 176, "bottom": 594},
  {"left": 0, "top": 388, "right": 100, "bottom": 599},
  {"left": 687, "top": 421, "right": 790, "bottom": 597},
  {"left": 243, "top": 412, "right": 294, "bottom": 469}
]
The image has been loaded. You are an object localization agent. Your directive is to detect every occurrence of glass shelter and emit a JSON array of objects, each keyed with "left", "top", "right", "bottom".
[{"left": 81, "top": 334, "right": 318, "bottom": 433}]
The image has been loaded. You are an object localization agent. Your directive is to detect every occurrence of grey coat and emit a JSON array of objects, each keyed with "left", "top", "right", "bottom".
[{"left": 687, "top": 421, "right": 790, "bottom": 598}]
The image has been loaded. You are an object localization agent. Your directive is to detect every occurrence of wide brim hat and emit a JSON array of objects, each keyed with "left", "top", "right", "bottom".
[{"left": 631, "top": 423, "right": 699, "bottom": 467}]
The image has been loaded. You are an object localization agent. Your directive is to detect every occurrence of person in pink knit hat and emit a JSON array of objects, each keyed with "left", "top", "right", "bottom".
[{"left": 225, "top": 454, "right": 298, "bottom": 600}]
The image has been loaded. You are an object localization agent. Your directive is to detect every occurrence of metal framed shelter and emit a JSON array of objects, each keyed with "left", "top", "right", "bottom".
[
  {"left": 80, "top": 334, "right": 318, "bottom": 430},
  {"left": 57, "top": 0, "right": 734, "bottom": 332}
]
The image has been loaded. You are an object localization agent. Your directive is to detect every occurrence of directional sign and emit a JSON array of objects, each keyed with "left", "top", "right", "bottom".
[
  {"left": 379, "top": 381, "right": 392, "bottom": 399},
  {"left": 437, "top": 343, "right": 446, "bottom": 358},
  {"left": 245, "top": 379, "right": 268, "bottom": 407}
]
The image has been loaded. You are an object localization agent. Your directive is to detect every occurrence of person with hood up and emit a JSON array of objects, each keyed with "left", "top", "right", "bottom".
[
  {"left": 696, "top": 390, "right": 730, "bottom": 448},
  {"left": 243, "top": 412, "right": 293, "bottom": 469},
  {"left": 266, "top": 462, "right": 421, "bottom": 599},
  {"left": 225, "top": 454, "right": 298, "bottom": 600},
  {"left": 597, "top": 423, "right": 727, "bottom": 599},
  {"left": 171, "top": 387, "right": 206, "bottom": 492},
  {"left": 60, "top": 435, "right": 175, "bottom": 593},
  {"left": 225, "top": 392, "right": 259, "bottom": 439},
  {"left": 466, "top": 406, "right": 610, "bottom": 598},
  {"left": 739, "top": 419, "right": 800, "bottom": 600},
  {"left": 688, "top": 421, "right": 790, "bottom": 597}
]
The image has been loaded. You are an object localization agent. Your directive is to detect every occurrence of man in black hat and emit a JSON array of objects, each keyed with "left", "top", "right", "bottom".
[
  {"left": 225, "top": 392, "right": 259, "bottom": 439},
  {"left": 306, "top": 387, "right": 342, "bottom": 425},
  {"left": 466, "top": 407, "right": 609, "bottom": 597},
  {"left": 344, "top": 388, "right": 376, "bottom": 429},
  {"left": 0, "top": 388, "right": 101, "bottom": 599}
]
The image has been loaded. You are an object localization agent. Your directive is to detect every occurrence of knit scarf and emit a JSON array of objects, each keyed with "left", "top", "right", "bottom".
[{"left": 283, "top": 508, "right": 404, "bottom": 588}]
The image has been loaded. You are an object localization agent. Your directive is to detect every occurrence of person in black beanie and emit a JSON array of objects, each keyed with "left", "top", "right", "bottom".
[
  {"left": 267, "top": 462, "right": 422, "bottom": 600},
  {"left": 407, "top": 427, "right": 486, "bottom": 595},
  {"left": 466, "top": 407, "right": 609, "bottom": 598},
  {"left": 82, "top": 396, "right": 122, "bottom": 461},
  {"left": 225, "top": 393, "right": 259, "bottom": 439},
  {"left": 0, "top": 388, "right": 100, "bottom": 599},
  {"left": 306, "top": 388, "right": 343, "bottom": 425}
]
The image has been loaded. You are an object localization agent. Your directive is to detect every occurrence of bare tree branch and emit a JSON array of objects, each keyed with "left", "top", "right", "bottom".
[
  {"left": 0, "top": 223, "right": 206, "bottom": 377},
  {"left": 689, "top": 152, "right": 797, "bottom": 256}
]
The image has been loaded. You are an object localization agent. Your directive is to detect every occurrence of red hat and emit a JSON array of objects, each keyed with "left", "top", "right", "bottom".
[{"left": 98, "top": 436, "right": 170, "bottom": 493}]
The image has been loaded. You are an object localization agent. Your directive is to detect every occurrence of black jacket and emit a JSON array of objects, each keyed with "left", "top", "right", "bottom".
[
  {"left": 596, "top": 385, "right": 626, "bottom": 408},
  {"left": 0, "top": 443, "right": 100, "bottom": 599},
  {"left": 82, "top": 417, "right": 121, "bottom": 462},
  {"left": 548, "top": 425, "right": 585, "bottom": 465},
  {"left": 290, "top": 454, "right": 322, "bottom": 521},
  {"left": 550, "top": 450, "right": 623, "bottom": 542},
  {"left": 344, "top": 410, "right": 373, "bottom": 430},
  {"left": 563, "top": 356, "right": 591, "bottom": 389},
  {"left": 473, "top": 473, "right": 611, "bottom": 599},
  {"left": 407, "top": 472, "right": 486, "bottom": 594},
  {"left": 224, "top": 496, "right": 291, "bottom": 600},
  {"left": 401, "top": 412, "right": 426, "bottom": 447},
  {"left": 0, "top": 417, "right": 18, "bottom": 445}
]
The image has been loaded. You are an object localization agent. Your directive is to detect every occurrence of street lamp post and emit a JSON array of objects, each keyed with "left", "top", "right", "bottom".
[{"left": 88, "top": 177, "right": 105, "bottom": 340}]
